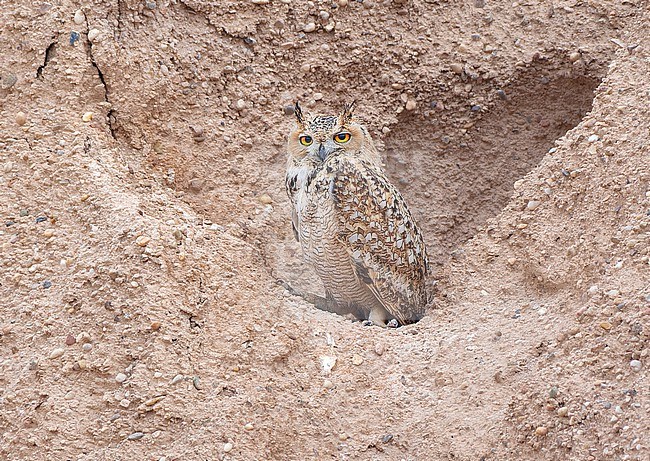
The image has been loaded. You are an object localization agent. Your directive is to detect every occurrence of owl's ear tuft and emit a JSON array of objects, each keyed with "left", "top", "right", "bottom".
[
  {"left": 294, "top": 101, "right": 306, "bottom": 128},
  {"left": 339, "top": 100, "right": 356, "bottom": 125}
]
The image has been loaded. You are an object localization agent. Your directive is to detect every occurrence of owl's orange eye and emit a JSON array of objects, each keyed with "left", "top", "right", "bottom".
[
  {"left": 299, "top": 135, "right": 313, "bottom": 146},
  {"left": 334, "top": 132, "right": 351, "bottom": 143}
]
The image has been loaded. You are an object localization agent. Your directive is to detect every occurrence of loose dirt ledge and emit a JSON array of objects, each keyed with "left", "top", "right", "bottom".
[{"left": 1, "top": 1, "right": 648, "bottom": 460}]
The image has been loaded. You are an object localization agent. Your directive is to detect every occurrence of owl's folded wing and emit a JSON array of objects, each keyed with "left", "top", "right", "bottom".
[{"left": 331, "top": 159, "right": 428, "bottom": 324}]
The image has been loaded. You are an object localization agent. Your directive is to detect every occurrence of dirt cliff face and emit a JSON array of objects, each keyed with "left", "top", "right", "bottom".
[{"left": 1, "top": 0, "right": 648, "bottom": 459}]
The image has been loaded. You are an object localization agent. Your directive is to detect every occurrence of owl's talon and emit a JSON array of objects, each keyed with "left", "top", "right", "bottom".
[
  {"left": 277, "top": 279, "right": 297, "bottom": 295},
  {"left": 386, "top": 319, "right": 400, "bottom": 328}
]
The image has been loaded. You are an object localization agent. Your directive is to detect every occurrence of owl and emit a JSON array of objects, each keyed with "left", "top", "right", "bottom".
[{"left": 285, "top": 101, "right": 429, "bottom": 326}]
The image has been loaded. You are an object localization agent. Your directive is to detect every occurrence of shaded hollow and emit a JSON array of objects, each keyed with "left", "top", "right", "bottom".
[{"left": 384, "top": 72, "right": 601, "bottom": 268}]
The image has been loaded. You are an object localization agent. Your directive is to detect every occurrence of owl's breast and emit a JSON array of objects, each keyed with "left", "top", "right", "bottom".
[{"left": 294, "top": 171, "right": 340, "bottom": 260}]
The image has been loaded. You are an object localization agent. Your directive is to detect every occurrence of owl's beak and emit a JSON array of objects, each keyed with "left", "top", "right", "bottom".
[
  {"left": 317, "top": 143, "right": 329, "bottom": 161},
  {"left": 317, "top": 144, "right": 336, "bottom": 162}
]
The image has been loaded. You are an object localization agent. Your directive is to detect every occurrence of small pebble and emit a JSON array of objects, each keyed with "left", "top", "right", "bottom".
[
  {"left": 588, "top": 134, "right": 599, "bottom": 143},
  {"left": 82, "top": 343, "right": 93, "bottom": 352},
  {"left": 70, "top": 31, "right": 80, "bottom": 46},
  {"left": 283, "top": 105, "right": 295, "bottom": 115},
  {"left": 235, "top": 99, "right": 247, "bottom": 111},
  {"left": 630, "top": 360, "right": 642, "bottom": 372},
  {"left": 127, "top": 432, "right": 144, "bottom": 441},
  {"left": 450, "top": 63, "right": 463, "bottom": 74},
  {"left": 323, "top": 379, "right": 334, "bottom": 389},
  {"left": 16, "top": 112, "right": 27, "bottom": 126},
  {"left": 599, "top": 322, "right": 612, "bottom": 330},
  {"left": 549, "top": 386, "right": 558, "bottom": 398},
  {"left": 36, "top": 216, "right": 47, "bottom": 223},
  {"left": 151, "top": 321, "right": 162, "bottom": 331},
  {"left": 77, "top": 332, "right": 91, "bottom": 344},
  {"left": 557, "top": 407, "right": 569, "bottom": 417},
  {"left": 223, "top": 442, "right": 233, "bottom": 453},
  {"left": 65, "top": 334, "right": 76, "bottom": 346},
  {"left": 115, "top": 373, "right": 127, "bottom": 383},
  {"left": 49, "top": 348, "right": 65, "bottom": 359},
  {"left": 171, "top": 374, "right": 184, "bottom": 384},
  {"left": 405, "top": 99, "right": 417, "bottom": 111},
  {"left": 136, "top": 236, "right": 151, "bottom": 247},
  {"left": 0, "top": 72, "right": 17, "bottom": 89},
  {"left": 374, "top": 343, "right": 385, "bottom": 356},
  {"left": 82, "top": 112, "right": 93, "bottom": 122},
  {"left": 527, "top": 200, "right": 541, "bottom": 210},
  {"left": 88, "top": 29, "right": 100, "bottom": 42},
  {"left": 313, "top": 92, "right": 323, "bottom": 101},
  {"left": 193, "top": 377, "right": 202, "bottom": 390},
  {"left": 352, "top": 354, "right": 364, "bottom": 366},
  {"left": 244, "top": 422, "right": 254, "bottom": 431},
  {"left": 144, "top": 396, "right": 165, "bottom": 406},
  {"left": 119, "top": 398, "right": 131, "bottom": 408},
  {"left": 303, "top": 22, "right": 317, "bottom": 33},
  {"left": 74, "top": 9, "right": 85, "bottom": 24},
  {"left": 259, "top": 194, "right": 273, "bottom": 205},
  {"left": 535, "top": 426, "right": 548, "bottom": 436},
  {"left": 569, "top": 51, "right": 581, "bottom": 62},
  {"left": 43, "top": 229, "right": 55, "bottom": 238},
  {"left": 42, "top": 280, "right": 52, "bottom": 289}
]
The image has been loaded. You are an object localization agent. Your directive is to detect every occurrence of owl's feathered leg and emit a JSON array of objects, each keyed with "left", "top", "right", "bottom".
[
  {"left": 277, "top": 280, "right": 368, "bottom": 320},
  {"left": 277, "top": 280, "right": 337, "bottom": 313}
]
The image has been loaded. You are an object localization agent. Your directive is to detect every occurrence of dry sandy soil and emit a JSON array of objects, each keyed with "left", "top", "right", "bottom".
[{"left": 1, "top": 0, "right": 649, "bottom": 460}]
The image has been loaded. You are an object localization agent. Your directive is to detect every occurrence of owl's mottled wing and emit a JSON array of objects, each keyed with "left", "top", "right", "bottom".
[{"left": 331, "top": 159, "right": 429, "bottom": 324}]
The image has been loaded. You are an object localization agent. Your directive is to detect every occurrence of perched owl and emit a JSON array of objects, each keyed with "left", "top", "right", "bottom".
[{"left": 285, "top": 101, "right": 429, "bottom": 326}]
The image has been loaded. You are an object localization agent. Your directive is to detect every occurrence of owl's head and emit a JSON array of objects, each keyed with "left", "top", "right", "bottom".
[{"left": 287, "top": 101, "right": 377, "bottom": 164}]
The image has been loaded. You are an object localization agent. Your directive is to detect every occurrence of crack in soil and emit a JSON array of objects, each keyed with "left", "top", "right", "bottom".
[
  {"left": 84, "top": 19, "right": 118, "bottom": 141},
  {"left": 36, "top": 40, "right": 57, "bottom": 79}
]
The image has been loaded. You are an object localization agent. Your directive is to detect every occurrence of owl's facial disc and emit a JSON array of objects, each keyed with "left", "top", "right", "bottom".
[{"left": 292, "top": 112, "right": 358, "bottom": 162}]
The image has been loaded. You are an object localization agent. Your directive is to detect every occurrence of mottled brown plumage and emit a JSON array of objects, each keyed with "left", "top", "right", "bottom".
[{"left": 285, "top": 102, "right": 429, "bottom": 326}]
